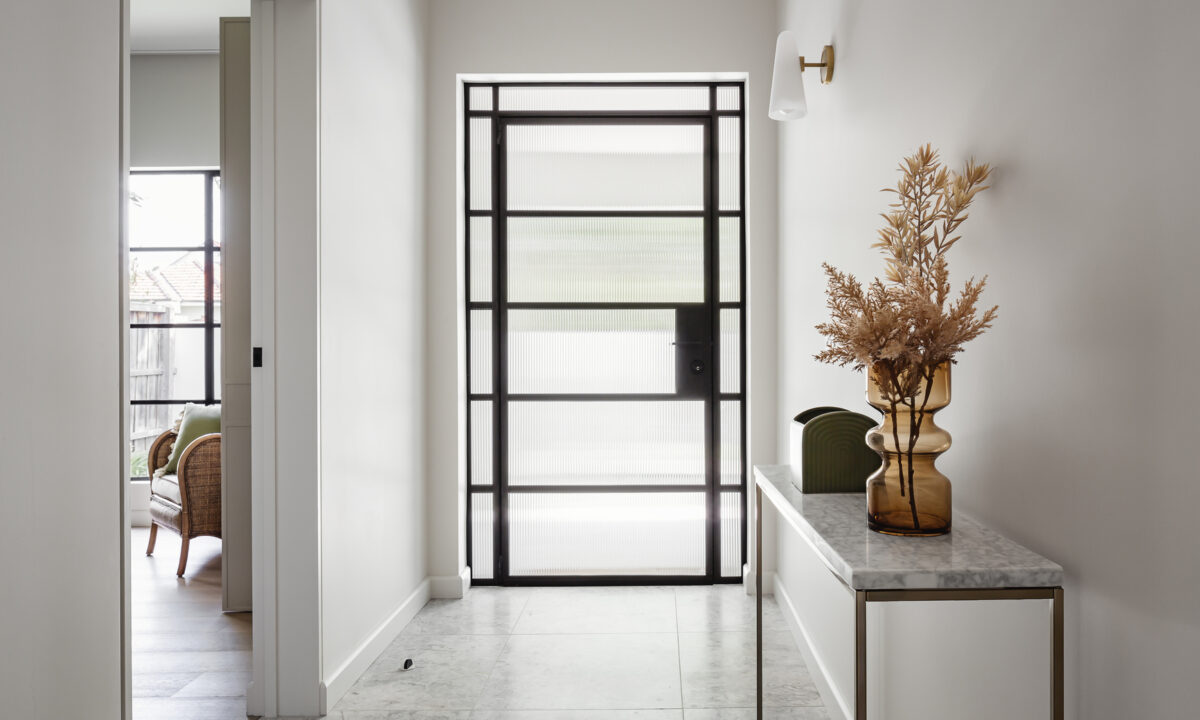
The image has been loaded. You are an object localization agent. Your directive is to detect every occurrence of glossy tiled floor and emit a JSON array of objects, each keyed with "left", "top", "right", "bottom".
[
  {"left": 331, "top": 585, "right": 829, "bottom": 720},
  {"left": 131, "top": 527, "right": 252, "bottom": 720}
]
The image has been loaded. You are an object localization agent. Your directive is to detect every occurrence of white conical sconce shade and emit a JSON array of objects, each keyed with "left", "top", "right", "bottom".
[{"left": 769, "top": 31, "right": 807, "bottom": 120}]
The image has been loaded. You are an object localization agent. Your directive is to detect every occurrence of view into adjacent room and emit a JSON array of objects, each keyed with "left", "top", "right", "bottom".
[{"left": 127, "top": 2, "right": 251, "bottom": 718}]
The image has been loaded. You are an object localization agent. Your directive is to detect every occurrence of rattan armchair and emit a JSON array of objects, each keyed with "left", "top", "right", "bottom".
[{"left": 145, "top": 429, "right": 222, "bottom": 576}]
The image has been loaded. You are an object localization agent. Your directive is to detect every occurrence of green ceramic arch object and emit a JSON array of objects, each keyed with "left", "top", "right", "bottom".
[{"left": 800, "top": 409, "right": 881, "bottom": 494}]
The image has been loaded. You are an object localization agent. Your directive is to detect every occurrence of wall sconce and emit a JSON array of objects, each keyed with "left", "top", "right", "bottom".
[{"left": 768, "top": 30, "right": 835, "bottom": 120}]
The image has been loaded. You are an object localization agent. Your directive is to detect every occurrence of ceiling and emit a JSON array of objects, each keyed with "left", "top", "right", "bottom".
[{"left": 130, "top": 0, "right": 250, "bottom": 53}]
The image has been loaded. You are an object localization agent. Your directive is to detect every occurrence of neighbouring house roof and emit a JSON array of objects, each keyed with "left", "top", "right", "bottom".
[{"left": 129, "top": 253, "right": 221, "bottom": 305}]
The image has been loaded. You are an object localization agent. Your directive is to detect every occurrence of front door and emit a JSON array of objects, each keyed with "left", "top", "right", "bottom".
[{"left": 465, "top": 83, "right": 746, "bottom": 585}]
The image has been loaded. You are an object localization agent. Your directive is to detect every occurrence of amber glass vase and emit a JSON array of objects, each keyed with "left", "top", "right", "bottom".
[{"left": 865, "top": 362, "right": 952, "bottom": 536}]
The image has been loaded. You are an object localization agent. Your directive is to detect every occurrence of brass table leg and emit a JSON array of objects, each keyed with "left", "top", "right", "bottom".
[
  {"left": 755, "top": 484, "right": 763, "bottom": 720},
  {"left": 855, "top": 590, "right": 867, "bottom": 719},
  {"left": 1053, "top": 587, "right": 1064, "bottom": 720}
]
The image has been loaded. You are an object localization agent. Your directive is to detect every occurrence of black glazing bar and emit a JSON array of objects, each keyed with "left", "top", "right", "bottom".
[
  {"left": 204, "top": 170, "right": 216, "bottom": 404},
  {"left": 468, "top": 110, "right": 744, "bottom": 120},
  {"left": 502, "top": 115, "right": 708, "bottom": 126},
  {"left": 738, "top": 82, "right": 750, "bottom": 572},
  {"left": 131, "top": 399, "right": 216, "bottom": 405},
  {"left": 487, "top": 302, "right": 704, "bottom": 311},
  {"left": 494, "top": 84, "right": 507, "bottom": 582},
  {"left": 505, "top": 393, "right": 698, "bottom": 402},
  {"left": 129, "top": 246, "right": 212, "bottom": 253},
  {"left": 705, "top": 83, "right": 719, "bottom": 582},
  {"left": 131, "top": 323, "right": 220, "bottom": 329},
  {"left": 503, "top": 209, "right": 705, "bottom": 218},
  {"left": 463, "top": 81, "right": 475, "bottom": 580},
  {"left": 504, "top": 575, "right": 737, "bottom": 588},
  {"left": 504, "top": 484, "right": 710, "bottom": 494}
]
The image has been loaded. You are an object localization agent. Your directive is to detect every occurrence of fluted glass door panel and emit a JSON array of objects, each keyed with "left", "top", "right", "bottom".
[
  {"left": 508, "top": 492, "right": 707, "bottom": 577},
  {"left": 506, "top": 124, "right": 704, "bottom": 211},
  {"left": 464, "top": 83, "right": 746, "bottom": 584}
]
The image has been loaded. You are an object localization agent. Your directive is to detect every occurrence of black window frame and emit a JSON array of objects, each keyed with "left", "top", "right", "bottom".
[
  {"left": 463, "top": 81, "right": 749, "bottom": 586},
  {"left": 128, "top": 168, "right": 221, "bottom": 481}
]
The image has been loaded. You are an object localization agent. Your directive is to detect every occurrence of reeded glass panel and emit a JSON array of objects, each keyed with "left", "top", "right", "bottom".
[
  {"left": 500, "top": 85, "right": 709, "bottom": 112},
  {"left": 720, "top": 309, "right": 740, "bottom": 392},
  {"left": 508, "top": 401, "right": 705, "bottom": 487},
  {"left": 470, "top": 309, "right": 492, "bottom": 394},
  {"left": 469, "top": 85, "right": 493, "bottom": 111},
  {"left": 470, "top": 216, "right": 493, "bottom": 302},
  {"left": 507, "top": 217, "right": 703, "bottom": 303},
  {"left": 471, "top": 400, "right": 493, "bottom": 486},
  {"left": 719, "top": 217, "right": 741, "bottom": 302},
  {"left": 721, "top": 491, "right": 744, "bottom": 577},
  {"left": 470, "top": 118, "right": 492, "bottom": 210},
  {"left": 720, "top": 400, "right": 743, "bottom": 487},
  {"left": 719, "top": 117, "right": 741, "bottom": 211},
  {"left": 507, "top": 124, "right": 704, "bottom": 211},
  {"left": 471, "top": 492, "right": 494, "bottom": 580},
  {"left": 508, "top": 492, "right": 707, "bottom": 576},
  {"left": 508, "top": 309, "right": 675, "bottom": 394},
  {"left": 130, "top": 250, "right": 216, "bottom": 323},
  {"left": 716, "top": 86, "right": 740, "bottom": 111},
  {"left": 129, "top": 173, "right": 206, "bottom": 247}
]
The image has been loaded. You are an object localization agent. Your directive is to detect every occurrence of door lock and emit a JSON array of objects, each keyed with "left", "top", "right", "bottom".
[{"left": 691, "top": 359, "right": 706, "bottom": 375}]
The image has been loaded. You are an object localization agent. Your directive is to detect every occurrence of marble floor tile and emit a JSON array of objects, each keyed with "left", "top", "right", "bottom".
[
  {"left": 337, "top": 634, "right": 510, "bottom": 711},
  {"left": 334, "top": 712, "right": 473, "bottom": 720},
  {"left": 512, "top": 586, "right": 677, "bottom": 634},
  {"left": 404, "top": 589, "right": 532, "bottom": 635},
  {"left": 684, "top": 709, "right": 829, "bottom": 719},
  {"left": 475, "top": 633, "right": 681, "bottom": 710},
  {"left": 678, "top": 631, "right": 822, "bottom": 709},
  {"left": 674, "top": 586, "right": 787, "bottom": 633},
  {"left": 332, "top": 586, "right": 828, "bottom": 719},
  {"left": 472, "top": 711, "right": 684, "bottom": 719}
]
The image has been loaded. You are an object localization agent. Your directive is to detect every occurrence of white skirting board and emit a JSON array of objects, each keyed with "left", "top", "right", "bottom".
[
  {"left": 320, "top": 577, "right": 431, "bottom": 713},
  {"left": 430, "top": 566, "right": 472, "bottom": 599},
  {"left": 774, "top": 572, "right": 853, "bottom": 720}
]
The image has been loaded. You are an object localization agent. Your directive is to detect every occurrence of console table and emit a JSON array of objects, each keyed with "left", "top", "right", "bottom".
[{"left": 754, "top": 465, "right": 1064, "bottom": 720}]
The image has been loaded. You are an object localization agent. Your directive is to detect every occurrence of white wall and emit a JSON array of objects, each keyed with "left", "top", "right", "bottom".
[
  {"left": 425, "top": 0, "right": 781, "bottom": 583},
  {"left": 252, "top": 0, "right": 430, "bottom": 714},
  {"left": 319, "top": 0, "right": 430, "bottom": 708},
  {"left": 775, "top": 0, "right": 1200, "bottom": 717},
  {"left": 0, "top": 2, "right": 124, "bottom": 718},
  {"left": 130, "top": 53, "right": 219, "bottom": 167}
]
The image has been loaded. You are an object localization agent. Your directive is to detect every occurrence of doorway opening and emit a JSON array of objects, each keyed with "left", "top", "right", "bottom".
[{"left": 464, "top": 81, "right": 748, "bottom": 585}]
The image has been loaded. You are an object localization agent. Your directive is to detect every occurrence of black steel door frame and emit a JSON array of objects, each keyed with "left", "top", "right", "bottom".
[{"left": 465, "top": 82, "right": 747, "bottom": 587}]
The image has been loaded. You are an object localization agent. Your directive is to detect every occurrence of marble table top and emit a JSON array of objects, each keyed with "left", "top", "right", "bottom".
[{"left": 755, "top": 465, "right": 1064, "bottom": 591}]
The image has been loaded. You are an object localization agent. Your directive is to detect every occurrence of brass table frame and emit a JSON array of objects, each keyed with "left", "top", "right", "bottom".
[{"left": 755, "top": 485, "right": 1064, "bottom": 720}]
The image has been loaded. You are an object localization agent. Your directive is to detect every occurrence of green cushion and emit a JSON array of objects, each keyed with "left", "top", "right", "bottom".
[{"left": 161, "top": 404, "right": 221, "bottom": 475}]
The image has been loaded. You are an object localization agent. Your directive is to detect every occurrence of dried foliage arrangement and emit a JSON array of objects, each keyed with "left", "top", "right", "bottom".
[
  {"left": 816, "top": 145, "right": 997, "bottom": 516},
  {"left": 816, "top": 144, "right": 997, "bottom": 391}
]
